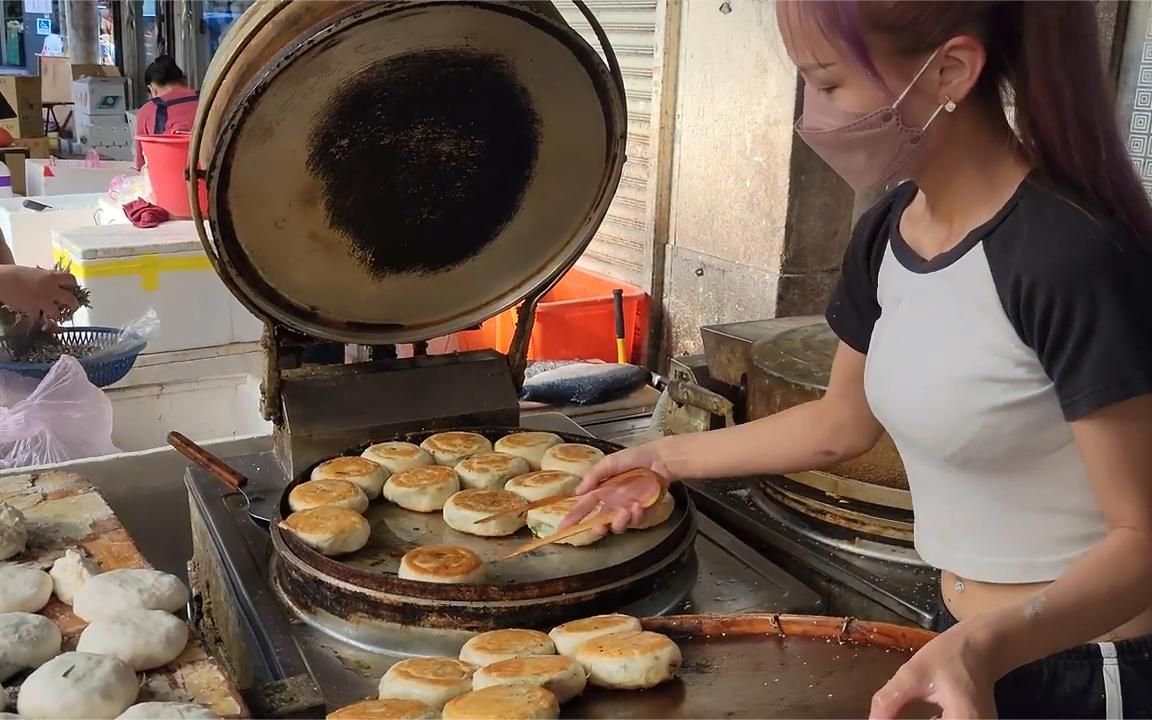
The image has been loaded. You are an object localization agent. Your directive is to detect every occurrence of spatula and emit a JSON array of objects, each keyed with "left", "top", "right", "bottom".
[{"left": 475, "top": 468, "right": 663, "bottom": 524}]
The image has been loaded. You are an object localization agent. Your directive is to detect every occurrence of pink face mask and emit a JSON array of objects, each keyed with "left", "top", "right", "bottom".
[{"left": 795, "top": 50, "right": 950, "bottom": 192}]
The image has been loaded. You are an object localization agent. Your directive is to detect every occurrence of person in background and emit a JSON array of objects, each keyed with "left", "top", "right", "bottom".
[{"left": 133, "top": 55, "right": 199, "bottom": 171}]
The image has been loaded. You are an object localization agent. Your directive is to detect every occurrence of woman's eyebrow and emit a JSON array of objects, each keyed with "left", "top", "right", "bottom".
[{"left": 798, "top": 61, "right": 837, "bottom": 72}]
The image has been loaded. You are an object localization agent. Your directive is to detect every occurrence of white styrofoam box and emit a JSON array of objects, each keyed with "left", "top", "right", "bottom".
[
  {"left": 25, "top": 159, "right": 139, "bottom": 197},
  {"left": 0, "top": 193, "right": 102, "bottom": 268},
  {"left": 72, "top": 77, "right": 128, "bottom": 115},
  {"left": 52, "top": 221, "right": 263, "bottom": 354},
  {"left": 74, "top": 111, "right": 132, "bottom": 148}
]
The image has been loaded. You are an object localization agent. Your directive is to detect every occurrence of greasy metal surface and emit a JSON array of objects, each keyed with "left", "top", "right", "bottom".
[
  {"left": 759, "top": 479, "right": 915, "bottom": 543},
  {"left": 700, "top": 316, "right": 823, "bottom": 391},
  {"left": 786, "top": 470, "right": 914, "bottom": 511},
  {"left": 194, "top": 1, "right": 627, "bottom": 345}
]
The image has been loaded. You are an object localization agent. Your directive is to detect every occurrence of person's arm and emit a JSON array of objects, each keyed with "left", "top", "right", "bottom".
[{"left": 0, "top": 230, "right": 14, "bottom": 265}]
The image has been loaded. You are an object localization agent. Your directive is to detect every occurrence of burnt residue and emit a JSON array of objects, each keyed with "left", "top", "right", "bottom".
[{"left": 307, "top": 49, "right": 540, "bottom": 277}]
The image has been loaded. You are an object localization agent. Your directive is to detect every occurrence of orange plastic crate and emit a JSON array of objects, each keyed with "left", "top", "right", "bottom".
[{"left": 455, "top": 267, "right": 649, "bottom": 363}]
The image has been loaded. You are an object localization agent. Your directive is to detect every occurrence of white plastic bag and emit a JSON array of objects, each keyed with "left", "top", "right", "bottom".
[{"left": 0, "top": 355, "right": 118, "bottom": 469}]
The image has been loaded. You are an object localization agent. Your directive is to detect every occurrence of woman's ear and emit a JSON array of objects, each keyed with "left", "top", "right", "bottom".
[{"left": 936, "top": 35, "right": 986, "bottom": 105}]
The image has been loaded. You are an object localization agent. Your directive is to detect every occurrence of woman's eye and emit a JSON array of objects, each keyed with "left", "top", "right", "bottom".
[{"left": 816, "top": 86, "right": 837, "bottom": 96}]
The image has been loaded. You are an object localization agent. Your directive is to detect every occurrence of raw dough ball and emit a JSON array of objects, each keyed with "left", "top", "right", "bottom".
[
  {"left": 548, "top": 614, "right": 642, "bottom": 657},
  {"left": 399, "top": 545, "right": 485, "bottom": 584},
  {"left": 459, "top": 629, "right": 555, "bottom": 667},
  {"left": 0, "top": 503, "right": 26, "bottom": 562},
  {"left": 504, "top": 471, "right": 581, "bottom": 503},
  {"left": 442, "top": 490, "right": 526, "bottom": 538},
  {"left": 493, "top": 433, "right": 562, "bottom": 471},
  {"left": 442, "top": 686, "right": 559, "bottom": 720},
  {"left": 378, "top": 657, "right": 476, "bottom": 710},
  {"left": 288, "top": 479, "right": 369, "bottom": 513},
  {"left": 383, "top": 466, "right": 460, "bottom": 513},
  {"left": 454, "top": 453, "right": 531, "bottom": 491},
  {"left": 631, "top": 489, "right": 675, "bottom": 530},
  {"left": 77, "top": 609, "right": 189, "bottom": 670},
  {"left": 327, "top": 698, "right": 437, "bottom": 720},
  {"left": 472, "top": 655, "right": 587, "bottom": 704},
  {"left": 526, "top": 498, "right": 603, "bottom": 547},
  {"left": 539, "top": 444, "right": 605, "bottom": 477},
  {"left": 117, "top": 703, "right": 221, "bottom": 719},
  {"left": 17, "top": 652, "right": 138, "bottom": 719},
  {"left": 50, "top": 549, "right": 101, "bottom": 605},
  {"left": 72, "top": 569, "right": 190, "bottom": 622},
  {"left": 573, "top": 630, "right": 681, "bottom": 689},
  {"left": 420, "top": 432, "right": 492, "bottom": 466},
  {"left": 279, "top": 507, "right": 370, "bottom": 557},
  {"left": 362, "top": 442, "right": 434, "bottom": 474},
  {"left": 0, "top": 565, "right": 52, "bottom": 613},
  {"left": 0, "top": 612, "right": 62, "bottom": 681},
  {"left": 311, "top": 457, "right": 389, "bottom": 500}
]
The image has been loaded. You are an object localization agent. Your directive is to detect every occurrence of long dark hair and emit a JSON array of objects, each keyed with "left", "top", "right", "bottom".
[
  {"left": 788, "top": 1, "right": 1152, "bottom": 242},
  {"left": 144, "top": 54, "right": 187, "bottom": 88}
]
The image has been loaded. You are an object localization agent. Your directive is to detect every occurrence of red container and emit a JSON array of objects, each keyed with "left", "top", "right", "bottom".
[
  {"left": 456, "top": 267, "right": 649, "bottom": 363},
  {"left": 137, "top": 134, "right": 208, "bottom": 219}
]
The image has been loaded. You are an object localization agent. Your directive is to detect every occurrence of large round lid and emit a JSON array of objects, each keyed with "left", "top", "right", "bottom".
[{"left": 193, "top": 1, "right": 626, "bottom": 344}]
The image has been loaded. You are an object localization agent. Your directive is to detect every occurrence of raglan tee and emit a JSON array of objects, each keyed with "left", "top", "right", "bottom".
[{"left": 827, "top": 174, "right": 1152, "bottom": 583}]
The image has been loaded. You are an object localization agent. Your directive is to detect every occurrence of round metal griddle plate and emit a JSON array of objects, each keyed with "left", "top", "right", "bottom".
[{"left": 205, "top": 2, "right": 625, "bottom": 343}]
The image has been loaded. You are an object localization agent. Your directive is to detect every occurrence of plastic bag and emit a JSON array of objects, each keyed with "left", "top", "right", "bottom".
[{"left": 0, "top": 355, "right": 118, "bottom": 470}]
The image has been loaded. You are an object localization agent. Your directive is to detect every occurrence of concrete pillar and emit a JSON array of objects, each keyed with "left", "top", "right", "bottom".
[{"left": 66, "top": 0, "right": 101, "bottom": 64}]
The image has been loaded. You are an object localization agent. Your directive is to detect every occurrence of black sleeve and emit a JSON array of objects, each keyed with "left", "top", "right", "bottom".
[
  {"left": 989, "top": 202, "right": 1152, "bottom": 421},
  {"left": 825, "top": 186, "right": 906, "bottom": 354}
]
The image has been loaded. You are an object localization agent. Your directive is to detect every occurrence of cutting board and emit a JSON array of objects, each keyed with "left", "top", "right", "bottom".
[{"left": 0, "top": 470, "right": 247, "bottom": 718}]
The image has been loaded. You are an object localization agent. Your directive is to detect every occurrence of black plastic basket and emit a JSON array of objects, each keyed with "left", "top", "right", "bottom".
[{"left": 0, "top": 327, "right": 148, "bottom": 388}]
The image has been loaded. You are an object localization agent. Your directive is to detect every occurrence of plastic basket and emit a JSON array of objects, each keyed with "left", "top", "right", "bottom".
[{"left": 0, "top": 327, "right": 148, "bottom": 388}]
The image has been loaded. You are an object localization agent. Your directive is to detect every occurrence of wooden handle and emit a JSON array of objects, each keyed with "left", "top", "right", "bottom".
[
  {"left": 167, "top": 431, "right": 248, "bottom": 491},
  {"left": 499, "top": 511, "right": 613, "bottom": 560}
]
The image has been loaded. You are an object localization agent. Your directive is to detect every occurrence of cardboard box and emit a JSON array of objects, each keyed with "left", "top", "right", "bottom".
[
  {"left": 72, "top": 77, "right": 127, "bottom": 116},
  {"left": 3, "top": 137, "right": 53, "bottom": 194},
  {"left": 40, "top": 56, "right": 121, "bottom": 105},
  {"left": 0, "top": 76, "right": 44, "bottom": 139}
]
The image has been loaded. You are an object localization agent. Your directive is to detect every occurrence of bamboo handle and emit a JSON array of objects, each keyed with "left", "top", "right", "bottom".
[{"left": 499, "top": 511, "right": 613, "bottom": 560}]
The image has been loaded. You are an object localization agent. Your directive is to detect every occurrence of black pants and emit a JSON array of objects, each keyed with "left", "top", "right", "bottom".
[{"left": 933, "top": 601, "right": 1152, "bottom": 718}]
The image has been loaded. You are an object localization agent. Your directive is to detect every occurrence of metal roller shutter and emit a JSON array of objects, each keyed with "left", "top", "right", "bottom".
[{"left": 558, "top": 0, "right": 659, "bottom": 291}]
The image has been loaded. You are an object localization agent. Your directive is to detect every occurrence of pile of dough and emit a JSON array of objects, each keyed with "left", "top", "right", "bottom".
[
  {"left": 17, "top": 652, "right": 138, "bottom": 719},
  {"left": 443, "top": 490, "right": 526, "bottom": 537},
  {"left": 493, "top": 433, "right": 562, "bottom": 470},
  {"left": 472, "top": 655, "right": 586, "bottom": 703},
  {"left": 399, "top": 545, "right": 485, "bottom": 584},
  {"left": 459, "top": 629, "right": 555, "bottom": 667},
  {"left": 77, "top": 609, "right": 189, "bottom": 670},
  {"left": 50, "top": 549, "right": 101, "bottom": 606},
  {"left": 455, "top": 453, "right": 530, "bottom": 491},
  {"left": 72, "top": 569, "right": 190, "bottom": 622},
  {"left": 573, "top": 630, "right": 681, "bottom": 689},
  {"left": 631, "top": 489, "right": 675, "bottom": 530},
  {"left": 279, "top": 507, "right": 370, "bottom": 557},
  {"left": 504, "top": 471, "right": 580, "bottom": 503},
  {"left": 0, "top": 565, "right": 52, "bottom": 613},
  {"left": 0, "top": 503, "right": 26, "bottom": 561},
  {"left": 362, "top": 442, "right": 435, "bottom": 474},
  {"left": 327, "top": 698, "right": 436, "bottom": 720},
  {"left": 442, "top": 686, "right": 559, "bottom": 720},
  {"left": 548, "top": 614, "right": 642, "bottom": 657},
  {"left": 383, "top": 466, "right": 460, "bottom": 513},
  {"left": 526, "top": 498, "right": 602, "bottom": 547},
  {"left": 288, "top": 479, "right": 369, "bottom": 513},
  {"left": 312, "top": 457, "right": 389, "bottom": 500},
  {"left": 117, "top": 703, "right": 221, "bottom": 719},
  {"left": 0, "top": 612, "right": 62, "bottom": 681},
  {"left": 377, "top": 657, "right": 477, "bottom": 710},
  {"left": 539, "top": 444, "right": 605, "bottom": 477},
  {"left": 420, "top": 432, "right": 492, "bottom": 466}
]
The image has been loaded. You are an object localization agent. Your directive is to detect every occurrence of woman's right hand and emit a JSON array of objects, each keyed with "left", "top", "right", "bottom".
[
  {"left": 0, "top": 265, "right": 80, "bottom": 322},
  {"left": 559, "top": 440, "right": 676, "bottom": 534}
]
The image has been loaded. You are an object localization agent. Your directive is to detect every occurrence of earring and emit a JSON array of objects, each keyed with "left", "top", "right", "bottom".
[{"left": 943, "top": 96, "right": 957, "bottom": 113}]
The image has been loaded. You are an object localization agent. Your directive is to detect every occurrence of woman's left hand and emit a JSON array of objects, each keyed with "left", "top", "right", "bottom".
[{"left": 869, "top": 623, "right": 998, "bottom": 719}]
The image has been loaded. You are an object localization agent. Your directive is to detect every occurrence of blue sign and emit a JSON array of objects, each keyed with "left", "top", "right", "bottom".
[{"left": 35, "top": 17, "right": 51, "bottom": 36}]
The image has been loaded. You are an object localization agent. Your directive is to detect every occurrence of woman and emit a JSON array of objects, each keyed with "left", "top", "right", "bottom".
[
  {"left": 133, "top": 55, "right": 199, "bottom": 171},
  {"left": 564, "top": 2, "right": 1152, "bottom": 718}
]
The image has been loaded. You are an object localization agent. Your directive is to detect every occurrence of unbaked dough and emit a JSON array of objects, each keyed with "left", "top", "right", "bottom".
[
  {"left": 77, "top": 608, "right": 189, "bottom": 670},
  {"left": 50, "top": 549, "right": 101, "bottom": 606},
  {"left": 493, "top": 432, "right": 562, "bottom": 470},
  {"left": 459, "top": 629, "right": 555, "bottom": 667},
  {"left": 362, "top": 441, "right": 435, "bottom": 474},
  {"left": 311, "top": 457, "right": 389, "bottom": 500},
  {"left": 454, "top": 453, "right": 531, "bottom": 491},
  {"left": 573, "top": 630, "right": 681, "bottom": 689},
  {"left": 0, "top": 564, "right": 52, "bottom": 613},
  {"left": 0, "top": 503, "right": 26, "bottom": 562},
  {"left": 278, "top": 507, "right": 370, "bottom": 557},
  {"left": 548, "top": 614, "right": 642, "bottom": 657},
  {"left": 378, "top": 657, "right": 477, "bottom": 710},
  {"left": 472, "top": 655, "right": 587, "bottom": 703},
  {"left": 441, "top": 686, "right": 559, "bottom": 720},
  {"left": 72, "top": 569, "right": 190, "bottom": 622},
  {"left": 17, "top": 651, "right": 138, "bottom": 719},
  {"left": 117, "top": 703, "right": 221, "bottom": 719},
  {"left": 0, "top": 611, "right": 62, "bottom": 681}
]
